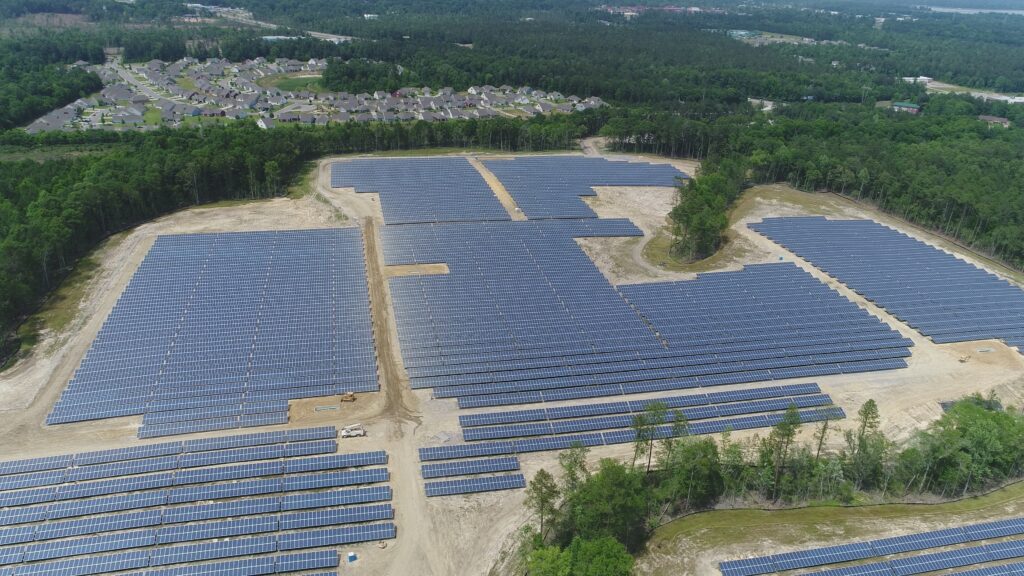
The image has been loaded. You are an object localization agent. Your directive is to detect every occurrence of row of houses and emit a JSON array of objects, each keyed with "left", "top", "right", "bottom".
[{"left": 25, "top": 57, "right": 606, "bottom": 132}]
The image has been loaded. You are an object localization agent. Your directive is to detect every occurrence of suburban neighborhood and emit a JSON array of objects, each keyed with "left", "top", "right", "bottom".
[{"left": 25, "top": 56, "right": 606, "bottom": 133}]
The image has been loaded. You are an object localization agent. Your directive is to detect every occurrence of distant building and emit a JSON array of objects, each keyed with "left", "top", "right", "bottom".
[
  {"left": 892, "top": 101, "right": 921, "bottom": 114},
  {"left": 978, "top": 115, "right": 1011, "bottom": 128}
]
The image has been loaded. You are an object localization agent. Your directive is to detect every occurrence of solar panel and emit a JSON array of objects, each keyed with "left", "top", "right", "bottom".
[
  {"left": 421, "top": 457, "right": 521, "bottom": 479},
  {"left": 424, "top": 474, "right": 526, "bottom": 497},
  {"left": 276, "top": 523, "right": 396, "bottom": 551}
]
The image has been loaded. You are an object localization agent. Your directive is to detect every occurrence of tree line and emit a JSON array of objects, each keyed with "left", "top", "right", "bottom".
[
  {"left": 518, "top": 394, "right": 1024, "bottom": 573},
  {"left": 602, "top": 94, "right": 1024, "bottom": 269}
]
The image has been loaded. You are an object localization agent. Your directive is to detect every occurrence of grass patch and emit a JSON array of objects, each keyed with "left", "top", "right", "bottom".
[
  {"left": 176, "top": 77, "right": 198, "bottom": 92},
  {"left": 194, "top": 197, "right": 271, "bottom": 209},
  {"left": 642, "top": 227, "right": 751, "bottom": 273},
  {"left": 287, "top": 161, "right": 317, "bottom": 199},
  {"left": 646, "top": 480, "right": 1024, "bottom": 575},
  {"left": 143, "top": 106, "right": 161, "bottom": 126},
  {"left": 257, "top": 74, "right": 327, "bottom": 93}
]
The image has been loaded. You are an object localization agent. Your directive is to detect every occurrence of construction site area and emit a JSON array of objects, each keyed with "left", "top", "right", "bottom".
[{"left": 0, "top": 143, "right": 1021, "bottom": 576}]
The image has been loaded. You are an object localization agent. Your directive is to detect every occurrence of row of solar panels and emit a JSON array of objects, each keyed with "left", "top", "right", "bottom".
[
  {"left": 459, "top": 383, "right": 823, "bottom": 427},
  {"left": 0, "top": 485, "right": 392, "bottom": 527},
  {"left": 456, "top": 359, "right": 908, "bottom": 409},
  {"left": 719, "top": 516, "right": 1024, "bottom": 575},
  {"left": 462, "top": 395, "right": 833, "bottom": 441},
  {"left": 0, "top": 428, "right": 337, "bottom": 476},
  {"left": 0, "top": 525, "right": 393, "bottom": 576},
  {"left": 434, "top": 348, "right": 911, "bottom": 400},
  {"left": 424, "top": 474, "right": 526, "bottom": 497},
  {"left": 422, "top": 342, "right": 911, "bottom": 393},
  {"left": 0, "top": 549, "right": 340, "bottom": 576},
  {"left": 0, "top": 466, "right": 390, "bottom": 508},
  {"left": 0, "top": 503, "right": 393, "bottom": 559},
  {"left": 0, "top": 446, "right": 385, "bottom": 492},
  {"left": 420, "top": 407, "right": 845, "bottom": 461}
]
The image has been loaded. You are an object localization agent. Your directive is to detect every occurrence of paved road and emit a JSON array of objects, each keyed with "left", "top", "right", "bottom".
[{"left": 112, "top": 63, "right": 163, "bottom": 101}]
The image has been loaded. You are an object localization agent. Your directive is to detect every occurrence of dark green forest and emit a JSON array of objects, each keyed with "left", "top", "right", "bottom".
[
  {"left": 519, "top": 394, "right": 1024, "bottom": 573},
  {"left": 2, "top": 0, "right": 1024, "bottom": 354}
]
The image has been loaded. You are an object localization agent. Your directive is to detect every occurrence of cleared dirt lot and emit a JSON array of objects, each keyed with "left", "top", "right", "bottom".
[{"left": 1, "top": 149, "right": 1022, "bottom": 576}]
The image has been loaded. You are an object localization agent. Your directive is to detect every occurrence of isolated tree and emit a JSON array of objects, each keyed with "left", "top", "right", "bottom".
[
  {"left": 526, "top": 469, "right": 561, "bottom": 539},
  {"left": 558, "top": 443, "right": 590, "bottom": 495},
  {"left": 769, "top": 405, "right": 802, "bottom": 500}
]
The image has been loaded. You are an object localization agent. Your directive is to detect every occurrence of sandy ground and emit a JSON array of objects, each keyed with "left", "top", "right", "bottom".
[{"left": 2, "top": 144, "right": 1022, "bottom": 576}]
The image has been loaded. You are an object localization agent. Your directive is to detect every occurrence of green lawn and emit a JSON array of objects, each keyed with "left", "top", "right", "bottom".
[
  {"left": 143, "top": 106, "right": 161, "bottom": 126},
  {"left": 258, "top": 74, "right": 328, "bottom": 93}
]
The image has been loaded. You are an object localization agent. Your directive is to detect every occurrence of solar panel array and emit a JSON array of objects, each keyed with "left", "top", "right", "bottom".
[
  {"left": 47, "top": 229, "right": 378, "bottom": 437},
  {"left": 482, "top": 156, "right": 687, "bottom": 219},
  {"left": 382, "top": 218, "right": 910, "bottom": 409},
  {"left": 329, "top": 158, "right": 511, "bottom": 225},
  {"left": 0, "top": 428, "right": 395, "bottom": 574},
  {"left": 719, "top": 517, "right": 1024, "bottom": 576},
  {"left": 750, "top": 217, "right": 1024, "bottom": 354}
]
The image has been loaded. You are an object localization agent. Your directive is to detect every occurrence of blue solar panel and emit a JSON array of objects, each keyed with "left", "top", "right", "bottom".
[
  {"left": 279, "top": 504, "right": 394, "bottom": 529},
  {"left": 425, "top": 474, "right": 526, "bottom": 497},
  {"left": 276, "top": 523, "right": 397, "bottom": 550},
  {"left": 720, "top": 517, "right": 1024, "bottom": 576},
  {"left": 421, "top": 457, "right": 521, "bottom": 479},
  {"left": 279, "top": 486, "right": 392, "bottom": 511},
  {"left": 751, "top": 217, "right": 1024, "bottom": 355},
  {"left": 331, "top": 158, "right": 510, "bottom": 225},
  {"left": 150, "top": 535, "right": 277, "bottom": 566},
  {"left": 482, "top": 156, "right": 687, "bottom": 219},
  {"left": 13, "top": 550, "right": 149, "bottom": 576}
]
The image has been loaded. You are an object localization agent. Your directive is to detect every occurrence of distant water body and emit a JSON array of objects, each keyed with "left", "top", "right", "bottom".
[{"left": 925, "top": 6, "right": 1024, "bottom": 14}]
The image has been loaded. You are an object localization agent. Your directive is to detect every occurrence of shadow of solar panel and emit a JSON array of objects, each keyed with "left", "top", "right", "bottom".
[{"left": 424, "top": 474, "right": 526, "bottom": 497}]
